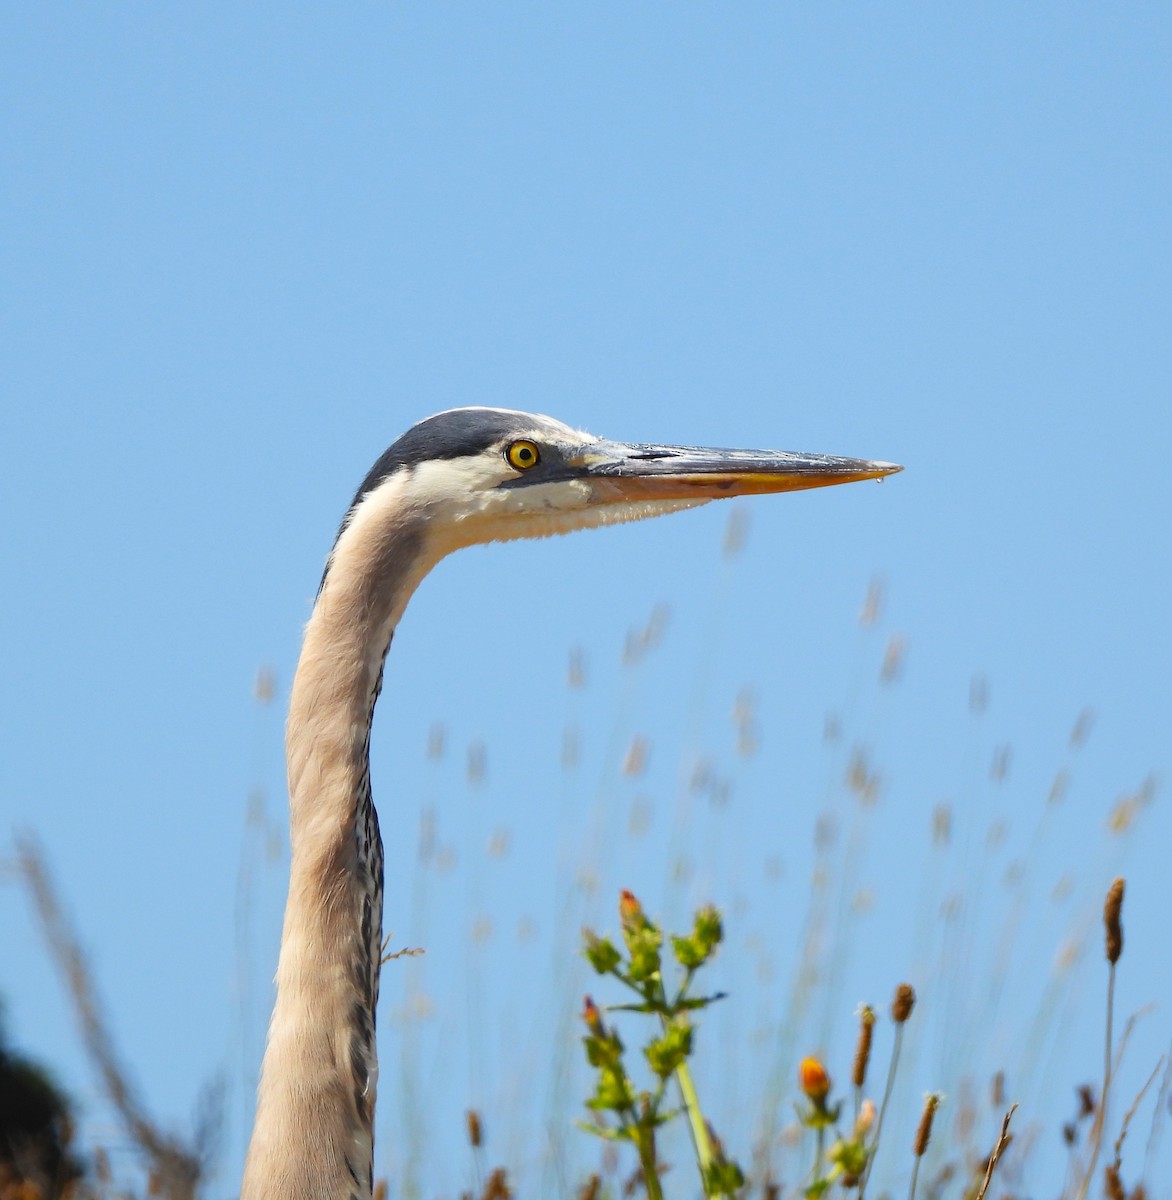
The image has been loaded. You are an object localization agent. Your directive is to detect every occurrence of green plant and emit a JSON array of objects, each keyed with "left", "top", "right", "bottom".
[{"left": 579, "top": 891, "right": 745, "bottom": 1198}]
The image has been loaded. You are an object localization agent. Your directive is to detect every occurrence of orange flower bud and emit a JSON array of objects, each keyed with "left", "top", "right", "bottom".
[
  {"left": 619, "top": 888, "right": 643, "bottom": 928},
  {"left": 799, "top": 1056, "right": 831, "bottom": 1101},
  {"left": 582, "top": 995, "right": 604, "bottom": 1035}
]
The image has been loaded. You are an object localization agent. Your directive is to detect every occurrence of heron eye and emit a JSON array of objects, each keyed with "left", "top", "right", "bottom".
[{"left": 505, "top": 440, "right": 541, "bottom": 471}]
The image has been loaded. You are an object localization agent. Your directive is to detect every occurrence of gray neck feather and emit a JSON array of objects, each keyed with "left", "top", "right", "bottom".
[{"left": 242, "top": 484, "right": 429, "bottom": 1200}]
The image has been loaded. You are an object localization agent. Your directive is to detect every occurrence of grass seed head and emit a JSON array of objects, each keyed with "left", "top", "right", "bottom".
[
  {"left": 852, "top": 1004, "right": 876, "bottom": 1088},
  {"left": 914, "top": 1093, "right": 940, "bottom": 1157},
  {"left": 466, "top": 1109, "right": 482, "bottom": 1149},
  {"left": 577, "top": 1175, "right": 601, "bottom": 1200},
  {"left": 1104, "top": 877, "right": 1125, "bottom": 964},
  {"left": 1104, "top": 1162, "right": 1126, "bottom": 1200},
  {"left": 892, "top": 982, "right": 916, "bottom": 1024}
]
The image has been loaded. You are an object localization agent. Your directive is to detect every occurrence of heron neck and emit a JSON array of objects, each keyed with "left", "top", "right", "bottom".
[{"left": 243, "top": 499, "right": 433, "bottom": 1200}]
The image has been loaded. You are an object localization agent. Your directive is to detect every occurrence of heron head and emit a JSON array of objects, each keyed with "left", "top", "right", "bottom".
[{"left": 342, "top": 407, "right": 899, "bottom": 555}]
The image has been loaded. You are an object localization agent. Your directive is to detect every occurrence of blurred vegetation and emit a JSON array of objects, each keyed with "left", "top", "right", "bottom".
[
  {"left": 0, "top": 1007, "right": 82, "bottom": 1200},
  {"left": 3, "top": 543, "right": 1166, "bottom": 1198}
]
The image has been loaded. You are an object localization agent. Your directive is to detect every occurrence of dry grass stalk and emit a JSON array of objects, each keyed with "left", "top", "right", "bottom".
[
  {"left": 1078, "top": 877, "right": 1128, "bottom": 1199},
  {"left": 14, "top": 834, "right": 204, "bottom": 1200},
  {"left": 1104, "top": 1059, "right": 1165, "bottom": 1200},
  {"left": 973, "top": 1103, "right": 1017, "bottom": 1200}
]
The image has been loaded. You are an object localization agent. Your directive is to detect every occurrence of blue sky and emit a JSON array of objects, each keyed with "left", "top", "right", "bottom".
[{"left": 3, "top": 5, "right": 1170, "bottom": 1196}]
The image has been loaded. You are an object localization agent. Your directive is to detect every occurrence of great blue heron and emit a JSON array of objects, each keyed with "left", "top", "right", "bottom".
[{"left": 241, "top": 407, "right": 900, "bottom": 1200}]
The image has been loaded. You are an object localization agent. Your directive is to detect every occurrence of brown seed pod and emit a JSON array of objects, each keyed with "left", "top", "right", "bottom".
[
  {"left": 1104, "top": 877, "right": 1125, "bottom": 964},
  {"left": 914, "top": 1094, "right": 940, "bottom": 1157},
  {"left": 853, "top": 1005, "right": 876, "bottom": 1088},
  {"left": 892, "top": 982, "right": 916, "bottom": 1024}
]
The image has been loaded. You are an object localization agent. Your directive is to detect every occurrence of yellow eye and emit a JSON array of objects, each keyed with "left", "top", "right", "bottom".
[{"left": 505, "top": 439, "right": 541, "bottom": 471}]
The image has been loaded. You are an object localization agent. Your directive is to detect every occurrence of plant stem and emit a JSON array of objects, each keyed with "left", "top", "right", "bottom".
[
  {"left": 654, "top": 966, "right": 715, "bottom": 1193},
  {"left": 859, "top": 1024, "right": 904, "bottom": 1200},
  {"left": 635, "top": 1128, "right": 665, "bottom": 1200},
  {"left": 1076, "top": 960, "right": 1116, "bottom": 1200},
  {"left": 673, "top": 1054, "right": 715, "bottom": 1189}
]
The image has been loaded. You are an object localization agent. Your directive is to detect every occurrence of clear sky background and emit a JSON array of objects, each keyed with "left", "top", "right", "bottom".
[{"left": 3, "top": 5, "right": 1170, "bottom": 1197}]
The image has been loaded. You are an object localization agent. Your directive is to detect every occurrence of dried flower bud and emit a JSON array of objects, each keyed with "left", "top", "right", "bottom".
[
  {"left": 577, "top": 1176, "right": 601, "bottom": 1200},
  {"left": 856, "top": 1097, "right": 877, "bottom": 1136},
  {"left": 483, "top": 1167, "right": 511, "bottom": 1199},
  {"left": 892, "top": 982, "right": 916, "bottom": 1024},
  {"left": 466, "top": 1109, "right": 482, "bottom": 1148},
  {"left": 582, "top": 995, "right": 605, "bottom": 1036},
  {"left": 799, "top": 1057, "right": 831, "bottom": 1101},
  {"left": 1104, "top": 877, "right": 1124, "bottom": 965},
  {"left": 853, "top": 1005, "right": 876, "bottom": 1088}
]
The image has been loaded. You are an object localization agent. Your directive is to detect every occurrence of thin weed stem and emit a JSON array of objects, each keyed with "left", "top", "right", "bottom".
[
  {"left": 1077, "top": 959, "right": 1116, "bottom": 1200},
  {"left": 907, "top": 1156, "right": 922, "bottom": 1200},
  {"left": 1080, "top": 877, "right": 1125, "bottom": 1200},
  {"left": 859, "top": 1023, "right": 904, "bottom": 1200},
  {"left": 974, "top": 1104, "right": 1017, "bottom": 1200}
]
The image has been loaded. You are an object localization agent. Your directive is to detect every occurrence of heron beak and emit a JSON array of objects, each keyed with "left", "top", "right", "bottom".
[{"left": 571, "top": 440, "right": 902, "bottom": 502}]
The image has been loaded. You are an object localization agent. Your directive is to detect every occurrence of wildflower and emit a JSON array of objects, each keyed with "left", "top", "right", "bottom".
[{"left": 799, "top": 1057, "right": 831, "bottom": 1102}]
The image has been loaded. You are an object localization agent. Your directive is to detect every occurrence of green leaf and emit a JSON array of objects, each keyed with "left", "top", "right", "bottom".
[
  {"left": 589, "top": 1071, "right": 636, "bottom": 1112},
  {"left": 671, "top": 933, "right": 706, "bottom": 969},
  {"left": 644, "top": 1019, "right": 694, "bottom": 1079},
  {"left": 676, "top": 992, "right": 727, "bottom": 1011},
  {"left": 704, "top": 1158, "right": 746, "bottom": 1196},
  {"left": 693, "top": 905, "right": 723, "bottom": 954},
  {"left": 583, "top": 932, "right": 622, "bottom": 974},
  {"left": 626, "top": 927, "right": 663, "bottom": 982}
]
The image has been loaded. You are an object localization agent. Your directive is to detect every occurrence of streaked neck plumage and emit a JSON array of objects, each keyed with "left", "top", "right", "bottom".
[{"left": 242, "top": 476, "right": 434, "bottom": 1200}]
